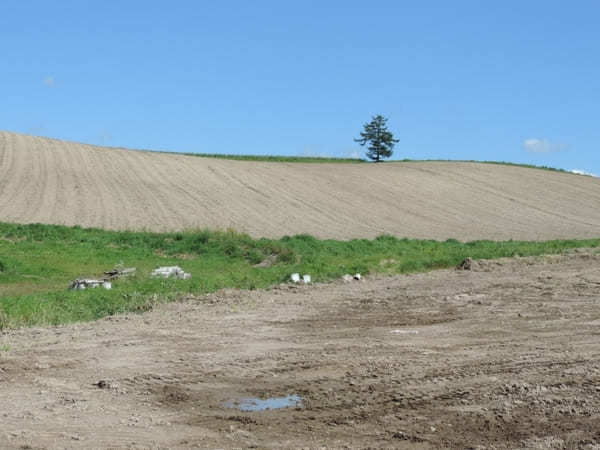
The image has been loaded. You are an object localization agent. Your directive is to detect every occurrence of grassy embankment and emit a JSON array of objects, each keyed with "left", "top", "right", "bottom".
[
  {"left": 150, "top": 150, "right": 577, "bottom": 174},
  {"left": 399, "top": 159, "right": 571, "bottom": 173},
  {"left": 1, "top": 222, "right": 598, "bottom": 329},
  {"left": 161, "top": 152, "right": 367, "bottom": 163}
]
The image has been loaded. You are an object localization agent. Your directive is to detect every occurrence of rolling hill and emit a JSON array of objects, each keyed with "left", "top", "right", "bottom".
[{"left": 1, "top": 131, "right": 599, "bottom": 241}]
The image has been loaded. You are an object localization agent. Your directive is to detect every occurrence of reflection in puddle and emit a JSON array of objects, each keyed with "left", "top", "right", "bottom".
[{"left": 224, "top": 394, "right": 302, "bottom": 411}]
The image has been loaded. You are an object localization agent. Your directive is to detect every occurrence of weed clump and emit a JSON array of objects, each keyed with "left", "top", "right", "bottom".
[{"left": 0, "top": 305, "right": 8, "bottom": 330}]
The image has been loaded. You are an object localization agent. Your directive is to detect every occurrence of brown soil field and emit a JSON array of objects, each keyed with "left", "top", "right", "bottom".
[
  {"left": 1, "top": 131, "right": 599, "bottom": 240},
  {"left": 1, "top": 250, "right": 600, "bottom": 448}
]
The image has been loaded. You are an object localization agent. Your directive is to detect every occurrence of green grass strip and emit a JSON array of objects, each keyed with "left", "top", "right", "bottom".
[
  {"left": 0, "top": 222, "right": 598, "bottom": 329},
  {"left": 152, "top": 150, "right": 366, "bottom": 163},
  {"left": 397, "top": 159, "right": 579, "bottom": 174},
  {"left": 146, "top": 148, "right": 577, "bottom": 174}
]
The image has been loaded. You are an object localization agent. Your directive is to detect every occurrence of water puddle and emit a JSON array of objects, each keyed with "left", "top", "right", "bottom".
[{"left": 224, "top": 394, "right": 302, "bottom": 411}]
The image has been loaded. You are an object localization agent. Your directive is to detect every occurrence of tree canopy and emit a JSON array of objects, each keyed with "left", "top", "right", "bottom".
[{"left": 354, "top": 115, "right": 399, "bottom": 162}]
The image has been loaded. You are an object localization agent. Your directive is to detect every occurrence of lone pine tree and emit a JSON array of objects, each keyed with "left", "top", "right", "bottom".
[{"left": 354, "top": 115, "right": 399, "bottom": 162}]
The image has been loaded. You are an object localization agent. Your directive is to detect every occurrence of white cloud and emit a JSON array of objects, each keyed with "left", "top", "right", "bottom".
[
  {"left": 523, "top": 138, "right": 565, "bottom": 153},
  {"left": 342, "top": 149, "right": 362, "bottom": 159},
  {"left": 301, "top": 147, "right": 318, "bottom": 157},
  {"left": 302, "top": 146, "right": 362, "bottom": 160},
  {"left": 43, "top": 76, "right": 55, "bottom": 87},
  {"left": 570, "top": 169, "right": 597, "bottom": 177}
]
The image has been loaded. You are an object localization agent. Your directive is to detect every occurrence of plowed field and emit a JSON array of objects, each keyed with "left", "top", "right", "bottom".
[{"left": 1, "top": 131, "right": 599, "bottom": 240}]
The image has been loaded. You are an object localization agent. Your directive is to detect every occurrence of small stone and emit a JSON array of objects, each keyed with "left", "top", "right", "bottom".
[
  {"left": 457, "top": 257, "right": 473, "bottom": 270},
  {"left": 95, "top": 380, "right": 118, "bottom": 389},
  {"left": 151, "top": 266, "right": 191, "bottom": 280}
]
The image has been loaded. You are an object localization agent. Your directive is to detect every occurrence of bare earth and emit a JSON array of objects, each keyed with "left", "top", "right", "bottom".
[
  {"left": 2, "top": 250, "right": 600, "bottom": 448},
  {"left": 1, "top": 131, "right": 599, "bottom": 240}
]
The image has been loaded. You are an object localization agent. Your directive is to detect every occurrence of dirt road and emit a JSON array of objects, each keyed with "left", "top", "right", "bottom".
[
  {"left": 2, "top": 131, "right": 600, "bottom": 240},
  {"left": 1, "top": 250, "right": 600, "bottom": 448}
]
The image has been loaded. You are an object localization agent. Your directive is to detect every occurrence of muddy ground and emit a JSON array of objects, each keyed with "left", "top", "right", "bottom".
[{"left": 1, "top": 250, "right": 600, "bottom": 449}]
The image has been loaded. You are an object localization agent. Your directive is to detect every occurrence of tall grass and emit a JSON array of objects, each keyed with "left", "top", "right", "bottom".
[
  {"left": 0, "top": 222, "right": 598, "bottom": 328},
  {"left": 398, "top": 159, "right": 572, "bottom": 174},
  {"left": 154, "top": 151, "right": 366, "bottom": 163}
]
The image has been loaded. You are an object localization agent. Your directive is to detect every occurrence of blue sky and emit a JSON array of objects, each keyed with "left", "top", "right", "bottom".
[{"left": 1, "top": 1, "right": 598, "bottom": 174}]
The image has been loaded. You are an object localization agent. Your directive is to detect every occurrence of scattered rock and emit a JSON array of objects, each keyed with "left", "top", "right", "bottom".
[
  {"left": 342, "top": 273, "right": 362, "bottom": 282},
  {"left": 70, "top": 265, "right": 134, "bottom": 290},
  {"left": 94, "top": 380, "right": 118, "bottom": 389},
  {"left": 151, "top": 266, "right": 191, "bottom": 279},
  {"left": 457, "top": 257, "right": 473, "bottom": 270},
  {"left": 69, "top": 279, "right": 112, "bottom": 290},
  {"left": 104, "top": 267, "right": 136, "bottom": 279}
]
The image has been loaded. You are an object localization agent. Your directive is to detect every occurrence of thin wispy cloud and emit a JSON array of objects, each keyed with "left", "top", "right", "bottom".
[
  {"left": 570, "top": 169, "right": 597, "bottom": 177},
  {"left": 302, "top": 147, "right": 362, "bottom": 159},
  {"left": 301, "top": 147, "right": 333, "bottom": 158},
  {"left": 523, "top": 138, "right": 565, "bottom": 153},
  {"left": 342, "top": 149, "right": 361, "bottom": 159},
  {"left": 42, "top": 76, "right": 55, "bottom": 87}
]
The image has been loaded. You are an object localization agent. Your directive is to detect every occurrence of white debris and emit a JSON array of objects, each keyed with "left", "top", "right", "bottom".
[
  {"left": 151, "top": 266, "right": 191, "bottom": 280},
  {"left": 104, "top": 267, "right": 136, "bottom": 279},
  {"left": 342, "top": 273, "right": 362, "bottom": 282},
  {"left": 391, "top": 329, "right": 419, "bottom": 334},
  {"left": 290, "top": 273, "right": 312, "bottom": 284},
  {"left": 69, "top": 279, "right": 112, "bottom": 290}
]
